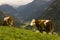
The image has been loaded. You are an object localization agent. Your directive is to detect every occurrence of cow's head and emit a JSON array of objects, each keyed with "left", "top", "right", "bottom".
[
  {"left": 30, "top": 19, "right": 36, "bottom": 26},
  {"left": 4, "top": 16, "right": 10, "bottom": 21}
]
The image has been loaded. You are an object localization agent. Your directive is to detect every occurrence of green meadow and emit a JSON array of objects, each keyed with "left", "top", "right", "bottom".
[{"left": 0, "top": 26, "right": 60, "bottom": 40}]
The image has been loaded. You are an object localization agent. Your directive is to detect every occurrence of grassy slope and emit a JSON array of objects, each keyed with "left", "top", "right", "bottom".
[{"left": 0, "top": 26, "right": 60, "bottom": 40}]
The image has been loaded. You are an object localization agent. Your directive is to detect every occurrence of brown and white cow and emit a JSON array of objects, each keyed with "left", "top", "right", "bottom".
[
  {"left": 30, "top": 19, "right": 54, "bottom": 34},
  {"left": 3, "top": 16, "right": 13, "bottom": 27}
]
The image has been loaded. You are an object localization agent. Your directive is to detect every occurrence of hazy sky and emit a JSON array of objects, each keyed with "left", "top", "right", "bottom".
[
  {"left": 0, "top": 0, "right": 51, "bottom": 7},
  {"left": 0, "top": 0, "right": 33, "bottom": 7}
]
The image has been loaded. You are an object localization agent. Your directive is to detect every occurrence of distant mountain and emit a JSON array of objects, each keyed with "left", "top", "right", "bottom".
[
  {"left": 0, "top": 4, "right": 18, "bottom": 16},
  {"left": 38, "top": 0, "right": 60, "bottom": 33},
  {"left": 16, "top": 0, "right": 53, "bottom": 21},
  {"left": 0, "top": 0, "right": 53, "bottom": 21}
]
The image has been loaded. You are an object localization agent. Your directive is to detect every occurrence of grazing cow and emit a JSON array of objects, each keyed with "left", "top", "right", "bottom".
[
  {"left": 30, "top": 19, "right": 54, "bottom": 34},
  {"left": 3, "top": 16, "right": 13, "bottom": 27}
]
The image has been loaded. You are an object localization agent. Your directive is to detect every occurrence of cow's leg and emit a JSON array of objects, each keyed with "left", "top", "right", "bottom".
[
  {"left": 37, "top": 26, "right": 43, "bottom": 33},
  {"left": 39, "top": 29, "right": 43, "bottom": 33},
  {"left": 3, "top": 21, "right": 8, "bottom": 26},
  {"left": 45, "top": 24, "right": 54, "bottom": 34},
  {"left": 49, "top": 28, "right": 54, "bottom": 34},
  {"left": 48, "top": 23, "right": 54, "bottom": 34}
]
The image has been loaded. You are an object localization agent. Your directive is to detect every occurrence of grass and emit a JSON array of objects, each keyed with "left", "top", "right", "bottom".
[{"left": 0, "top": 26, "right": 60, "bottom": 40}]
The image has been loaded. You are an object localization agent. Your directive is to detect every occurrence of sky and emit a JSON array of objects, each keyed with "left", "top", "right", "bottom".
[
  {"left": 0, "top": 0, "right": 34, "bottom": 7},
  {"left": 0, "top": 0, "right": 52, "bottom": 7}
]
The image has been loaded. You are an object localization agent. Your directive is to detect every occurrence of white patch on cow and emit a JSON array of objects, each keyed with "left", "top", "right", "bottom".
[
  {"left": 30, "top": 19, "right": 35, "bottom": 26},
  {"left": 44, "top": 20, "right": 49, "bottom": 25},
  {"left": 41, "top": 20, "right": 45, "bottom": 21},
  {"left": 43, "top": 31, "right": 47, "bottom": 34},
  {"left": 4, "top": 17, "right": 9, "bottom": 21},
  {"left": 35, "top": 30, "right": 40, "bottom": 33}
]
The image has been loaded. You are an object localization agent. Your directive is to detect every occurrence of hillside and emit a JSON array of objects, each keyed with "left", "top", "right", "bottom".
[
  {"left": 38, "top": 0, "right": 60, "bottom": 33},
  {"left": 0, "top": 26, "right": 60, "bottom": 40}
]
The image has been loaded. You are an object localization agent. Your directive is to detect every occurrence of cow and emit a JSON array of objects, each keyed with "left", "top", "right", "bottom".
[
  {"left": 30, "top": 19, "right": 54, "bottom": 34},
  {"left": 3, "top": 16, "right": 13, "bottom": 27}
]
